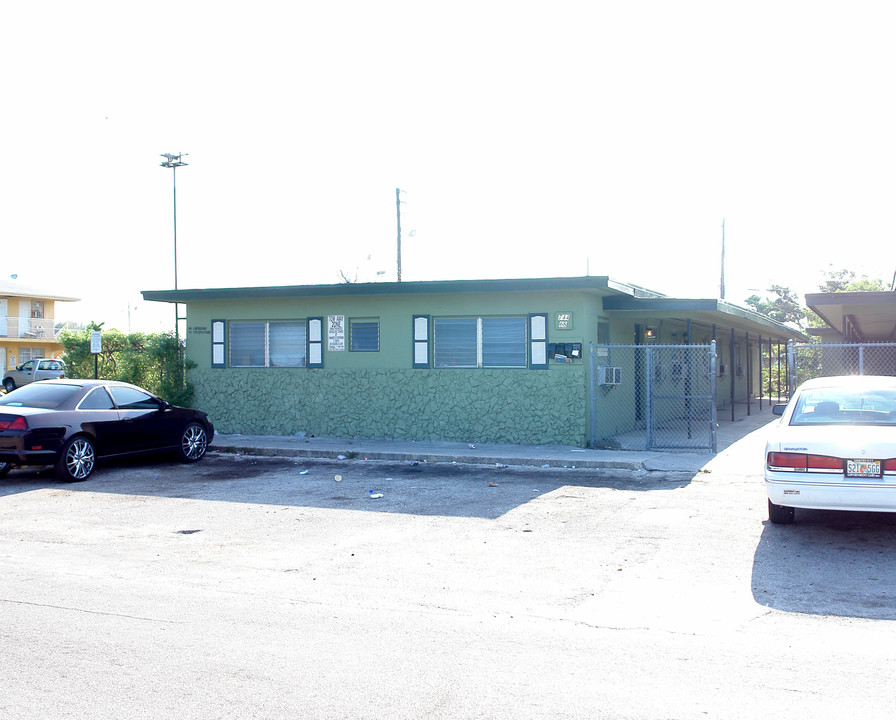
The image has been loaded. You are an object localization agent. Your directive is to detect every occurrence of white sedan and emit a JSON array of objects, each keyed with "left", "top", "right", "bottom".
[{"left": 765, "top": 375, "right": 896, "bottom": 524}]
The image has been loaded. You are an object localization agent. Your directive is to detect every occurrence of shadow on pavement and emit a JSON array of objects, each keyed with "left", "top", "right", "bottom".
[
  {"left": 752, "top": 509, "right": 896, "bottom": 620},
  {"left": 0, "top": 454, "right": 687, "bottom": 520}
]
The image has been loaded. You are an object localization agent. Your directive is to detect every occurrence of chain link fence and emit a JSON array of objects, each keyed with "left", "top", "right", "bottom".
[
  {"left": 789, "top": 342, "right": 896, "bottom": 392},
  {"left": 758, "top": 339, "right": 790, "bottom": 404},
  {"left": 591, "top": 343, "right": 717, "bottom": 452}
]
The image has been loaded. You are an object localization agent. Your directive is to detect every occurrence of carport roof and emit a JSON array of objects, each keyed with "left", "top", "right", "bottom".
[
  {"left": 805, "top": 290, "right": 896, "bottom": 342},
  {"left": 602, "top": 295, "right": 807, "bottom": 342}
]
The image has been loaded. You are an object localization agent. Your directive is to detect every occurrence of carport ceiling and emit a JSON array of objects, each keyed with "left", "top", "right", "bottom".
[{"left": 805, "top": 291, "right": 896, "bottom": 342}]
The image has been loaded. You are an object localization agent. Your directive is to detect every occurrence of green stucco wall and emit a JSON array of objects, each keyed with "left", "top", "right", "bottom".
[
  {"left": 180, "top": 285, "right": 603, "bottom": 446},
  {"left": 192, "top": 365, "right": 588, "bottom": 446},
  {"left": 149, "top": 277, "right": 801, "bottom": 449}
]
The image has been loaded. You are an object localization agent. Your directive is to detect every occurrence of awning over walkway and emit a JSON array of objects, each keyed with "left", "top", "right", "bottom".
[
  {"left": 805, "top": 291, "right": 896, "bottom": 342},
  {"left": 601, "top": 296, "right": 806, "bottom": 344}
]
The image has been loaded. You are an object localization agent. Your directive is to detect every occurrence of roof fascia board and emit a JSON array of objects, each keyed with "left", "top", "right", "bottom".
[
  {"left": 142, "top": 275, "right": 623, "bottom": 304},
  {"left": 603, "top": 297, "right": 719, "bottom": 312},
  {"left": 0, "top": 284, "right": 80, "bottom": 303},
  {"left": 805, "top": 291, "right": 896, "bottom": 308}
]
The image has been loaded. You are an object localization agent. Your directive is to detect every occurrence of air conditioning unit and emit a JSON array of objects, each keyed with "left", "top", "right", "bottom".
[{"left": 597, "top": 366, "right": 622, "bottom": 386}]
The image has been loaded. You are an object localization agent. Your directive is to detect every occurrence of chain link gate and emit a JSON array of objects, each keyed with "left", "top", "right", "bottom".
[
  {"left": 789, "top": 341, "right": 896, "bottom": 391},
  {"left": 591, "top": 342, "right": 717, "bottom": 452}
]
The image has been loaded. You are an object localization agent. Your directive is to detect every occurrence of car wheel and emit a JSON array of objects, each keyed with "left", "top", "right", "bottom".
[
  {"left": 768, "top": 498, "right": 795, "bottom": 524},
  {"left": 177, "top": 423, "right": 209, "bottom": 463},
  {"left": 3, "top": 379, "right": 15, "bottom": 393},
  {"left": 55, "top": 436, "right": 96, "bottom": 482},
  {"left": 0, "top": 462, "right": 11, "bottom": 478}
]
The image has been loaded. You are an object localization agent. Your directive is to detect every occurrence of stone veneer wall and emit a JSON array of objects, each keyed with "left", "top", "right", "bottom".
[{"left": 192, "top": 367, "right": 587, "bottom": 446}]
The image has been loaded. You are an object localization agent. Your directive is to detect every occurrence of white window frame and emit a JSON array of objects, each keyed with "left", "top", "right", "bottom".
[
  {"left": 211, "top": 320, "right": 225, "bottom": 368},
  {"left": 413, "top": 315, "right": 430, "bottom": 368},
  {"left": 529, "top": 313, "right": 548, "bottom": 369},
  {"left": 307, "top": 318, "right": 323, "bottom": 368}
]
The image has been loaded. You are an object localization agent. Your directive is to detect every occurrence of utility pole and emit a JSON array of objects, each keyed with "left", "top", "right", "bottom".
[
  {"left": 396, "top": 188, "right": 403, "bottom": 282},
  {"left": 720, "top": 218, "right": 726, "bottom": 300}
]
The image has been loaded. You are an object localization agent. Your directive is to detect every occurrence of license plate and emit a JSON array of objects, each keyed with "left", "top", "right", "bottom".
[{"left": 846, "top": 459, "right": 882, "bottom": 478}]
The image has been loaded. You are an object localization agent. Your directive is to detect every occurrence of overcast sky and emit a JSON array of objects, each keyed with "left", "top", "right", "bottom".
[{"left": 3, "top": 1, "right": 895, "bottom": 332}]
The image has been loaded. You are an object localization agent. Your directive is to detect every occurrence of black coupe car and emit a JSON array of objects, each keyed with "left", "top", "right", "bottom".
[{"left": 0, "top": 379, "right": 214, "bottom": 481}]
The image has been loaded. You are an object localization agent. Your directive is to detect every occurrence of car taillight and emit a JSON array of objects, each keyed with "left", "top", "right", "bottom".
[
  {"left": 884, "top": 459, "right": 896, "bottom": 473},
  {"left": 0, "top": 415, "right": 27, "bottom": 431},
  {"left": 767, "top": 452, "right": 843, "bottom": 472},
  {"left": 767, "top": 452, "right": 807, "bottom": 469}
]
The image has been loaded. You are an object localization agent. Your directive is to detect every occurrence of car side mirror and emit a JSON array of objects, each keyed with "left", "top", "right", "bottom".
[{"left": 772, "top": 404, "right": 787, "bottom": 416}]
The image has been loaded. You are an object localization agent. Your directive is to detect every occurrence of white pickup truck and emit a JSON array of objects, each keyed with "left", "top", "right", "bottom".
[{"left": 2, "top": 358, "right": 66, "bottom": 392}]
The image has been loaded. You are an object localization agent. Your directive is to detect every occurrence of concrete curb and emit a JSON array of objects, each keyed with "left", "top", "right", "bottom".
[
  {"left": 209, "top": 441, "right": 706, "bottom": 475},
  {"left": 206, "top": 408, "right": 776, "bottom": 479}
]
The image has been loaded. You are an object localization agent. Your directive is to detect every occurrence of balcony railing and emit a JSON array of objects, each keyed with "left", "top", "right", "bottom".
[{"left": 0, "top": 317, "right": 60, "bottom": 340}]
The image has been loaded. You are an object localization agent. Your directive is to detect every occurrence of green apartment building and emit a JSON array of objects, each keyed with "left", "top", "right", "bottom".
[{"left": 143, "top": 276, "right": 803, "bottom": 449}]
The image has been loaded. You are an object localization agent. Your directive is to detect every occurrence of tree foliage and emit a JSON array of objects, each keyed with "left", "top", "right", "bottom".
[
  {"left": 818, "top": 267, "right": 888, "bottom": 293},
  {"left": 744, "top": 285, "right": 806, "bottom": 326},
  {"left": 59, "top": 322, "right": 195, "bottom": 406}
]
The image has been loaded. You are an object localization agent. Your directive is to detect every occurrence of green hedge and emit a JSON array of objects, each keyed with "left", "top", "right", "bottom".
[{"left": 59, "top": 324, "right": 195, "bottom": 406}]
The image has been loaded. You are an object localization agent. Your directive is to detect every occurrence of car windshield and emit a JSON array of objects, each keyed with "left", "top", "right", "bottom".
[
  {"left": 790, "top": 386, "right": 896, "bottom": 425},
  {"left": 0, "top": 383, "right": 81, "bottom": 409}
]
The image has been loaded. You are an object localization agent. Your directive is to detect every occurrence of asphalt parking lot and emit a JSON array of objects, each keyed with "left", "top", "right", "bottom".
[{"left": 3, "top": 431, "right": 896, "bottom": 719}]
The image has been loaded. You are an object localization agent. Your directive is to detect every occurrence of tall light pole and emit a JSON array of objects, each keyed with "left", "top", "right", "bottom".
[{"left": 160, "top": 153, "right": 188, "bottom": 339}]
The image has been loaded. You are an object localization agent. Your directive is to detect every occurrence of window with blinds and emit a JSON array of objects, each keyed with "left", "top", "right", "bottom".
[
  {"left": 350, "top": 318, "right": 380, "bottom": 352},
  {"left": 433, "top": 316, "right": 528, "bottom": 369},
  {"left": 229, "top": 321, "right": 307, "bottom": 368}
]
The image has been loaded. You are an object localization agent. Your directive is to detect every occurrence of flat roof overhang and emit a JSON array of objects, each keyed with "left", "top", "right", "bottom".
[
  {"left": 141, "top": 275, "right": 663, "bottom": 303},
  {"left": 0, "top": 280, "right": 79, "bottom": 303},
  {"left": 805, "top": 291, "right": 896, "bottom": 342},
  {"left": 602, "top": 296, "right": 807, "bottom": 343}
]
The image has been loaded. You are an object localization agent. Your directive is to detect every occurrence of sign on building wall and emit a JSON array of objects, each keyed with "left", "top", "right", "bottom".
[
  {"left": 556, "top": 312, "right": 573, "bottom": 330},
  {"left": 328, "top": 315, "right": 345, "bottom": 351}
]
